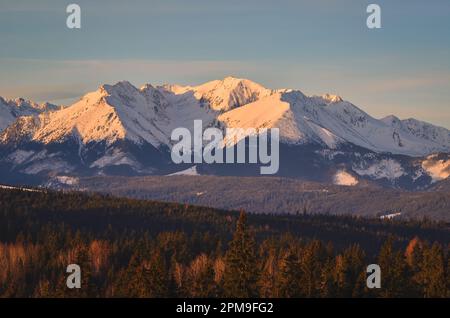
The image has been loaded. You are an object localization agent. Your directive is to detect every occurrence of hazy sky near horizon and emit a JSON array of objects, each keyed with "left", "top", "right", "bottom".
[{"left": 0, "top": 0, "right": 449, "bottom": 128}]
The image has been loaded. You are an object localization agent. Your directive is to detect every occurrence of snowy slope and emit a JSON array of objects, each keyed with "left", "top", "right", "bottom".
[
  {"left": 333, "top": 170, "right": 359, "bottom": 186},
  {"left": 218, "top": 89, "right": 450, "bottom": 156},
  {"left": 421, "top": 154, "right": 450, "bottom": 182},
  {"left": 0, "top": 97, "right": 59, "bottom": 131},
  {"left": 381, "top": 116, "right": 450, "bottom": 153},
  {"left": 217, "top": 91, "right": 345, "bottom": 148},
  {"left": 1, "top": 82, "right": 172, "bottom": 147}
]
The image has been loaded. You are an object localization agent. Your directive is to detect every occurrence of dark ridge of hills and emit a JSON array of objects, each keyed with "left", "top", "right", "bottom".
[{"left": 50, "top": 175, "right": 450, "bottom": 222}]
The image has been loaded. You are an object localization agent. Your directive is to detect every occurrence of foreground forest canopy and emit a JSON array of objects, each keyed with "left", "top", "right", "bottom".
[{"left": 0, "top": 188, "right": 449, "bottom": 298}]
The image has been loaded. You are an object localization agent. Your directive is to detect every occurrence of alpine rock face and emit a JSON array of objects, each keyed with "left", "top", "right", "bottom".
[{"left": 0, "top": 77, "right": 449, "bottom": 189}]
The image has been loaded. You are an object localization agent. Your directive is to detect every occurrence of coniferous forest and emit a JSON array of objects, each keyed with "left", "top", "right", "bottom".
[{"left": 0, "top": 188, "right": 449, "bottom": 298}]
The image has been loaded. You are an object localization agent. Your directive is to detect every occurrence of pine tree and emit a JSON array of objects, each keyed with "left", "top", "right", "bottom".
[{"left": 222, "top": 211, "right": 258, "bottom": 298}]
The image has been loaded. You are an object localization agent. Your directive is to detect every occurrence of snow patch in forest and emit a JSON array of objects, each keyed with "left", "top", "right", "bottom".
[
  {"left": 333, "top": 170, "right": 359, "bottom": 186},
  {"left": 168, "top": 166, "right": 199, "bottom": 176}
]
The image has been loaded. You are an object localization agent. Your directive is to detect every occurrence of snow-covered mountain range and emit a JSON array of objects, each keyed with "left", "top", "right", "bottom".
[{"left": 0, "top": 77, "right": 449, "bottom": 189}]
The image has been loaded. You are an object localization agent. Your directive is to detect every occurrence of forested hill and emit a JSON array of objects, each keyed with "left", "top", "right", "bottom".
[
  {"left": 1, "top": 187, "right": 449, "bottom": 250},
  {"left": 0, "top": 188, "right": 449, "bottom": 297},
  {"left": 53, "top": 175, "right": 450, "bottom": 221}
]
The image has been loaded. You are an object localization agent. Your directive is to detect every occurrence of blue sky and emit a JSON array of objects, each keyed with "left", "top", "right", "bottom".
[{"left": 1, "top": 0, "right": 449, "bottom": 127}]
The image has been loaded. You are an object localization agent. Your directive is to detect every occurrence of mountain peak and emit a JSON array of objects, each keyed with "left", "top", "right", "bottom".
[
  {"left": 218, "top": 76, "right": 267, "bottom": 90},
  {"left": 321, "top": 94, "right": 343, "bottom": 103},
  {"left": 189, "top": 76, "right": 273, "bottom": 111},
  {"left": 222, "top": 75, "right": 244, "bottom": 82},
  {"left": 381, "top": 115, "right": 401, "bottom": 124},
  {"left": 99, "top": 81, "right": 138, "bottom": 95},
  {"left": 140, "top": 83, "right": 155, "bottom": 92},
  {"left": 220, "top": 76, "right": 253, "bottom": 86}
]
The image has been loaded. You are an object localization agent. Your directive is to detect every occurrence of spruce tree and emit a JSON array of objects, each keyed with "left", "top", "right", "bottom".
[
  {"left": 418, "top": 242, "right": 447, "bottom": 298},
  {"left": 299, "top": 240, "right": 327, "bottom": 297},
  {"left": 404, "top": 237, "right": 423, "bottom": 297},
  {"left": 144, "top": 250, "right": 170, "bottom": 297},
  {"left": 115, "top": 251, "right": 148, "bottom": 297},
  {"left": 377, "top": 237, "right": 408, "bottom": 297},
  {"left": 276, "top": 248, "right": 302, "bottom": 297},
  {"left": 447, "top": 257, "right": 450, "bottom": 298},
  {"left": 258, "top": 248, "right": 278, "bottom": 298},
  {"left": 319, "top": 258, "right": 338, "bottom": 297},
  {"left": 186, "top": 254, "right": 216, "bottom": 297},
  {"left": 334, "top": 244, "right": 365, "bottom": 297},
  {"left": 223, "top": 211, "right": 258, "bottom": 298}
]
